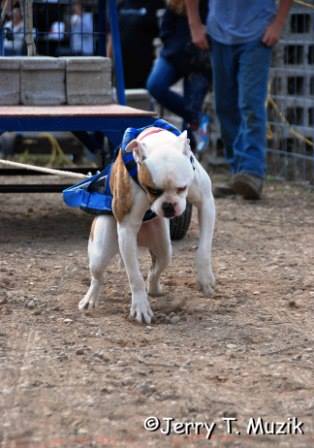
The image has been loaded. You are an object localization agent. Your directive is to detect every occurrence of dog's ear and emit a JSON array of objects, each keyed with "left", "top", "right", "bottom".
[
  {"left": 125, "top": 139, "right": 147, "bottom": 163},
  {"left": 178, "top": 130, "right": 191, "bottom": 156}
]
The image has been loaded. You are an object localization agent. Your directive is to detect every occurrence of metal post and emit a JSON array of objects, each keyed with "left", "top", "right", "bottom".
[
  {"left": 97, "top": 0, "right": 106, "bottom": 56},
  {"left": 0, "top": 0, "right": 10, "bottom": 56},
  {"left": 0, "top": 27, "right": 3, "bottom": 56},
  {"left": 108, "top": 0, "right": 126, "bottom": 105}
]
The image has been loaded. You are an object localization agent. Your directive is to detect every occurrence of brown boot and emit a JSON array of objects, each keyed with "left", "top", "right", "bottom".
[
  {"left": 213, "top": 183, "right": 236, "bottom": 198},
  {"left": 231, "top": 173, "right": 263, "bottom": 200}
]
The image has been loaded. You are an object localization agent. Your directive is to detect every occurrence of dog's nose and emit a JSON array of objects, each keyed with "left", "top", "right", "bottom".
[{"left": 162, "top": 202, "right": 175, "bottom": 218}]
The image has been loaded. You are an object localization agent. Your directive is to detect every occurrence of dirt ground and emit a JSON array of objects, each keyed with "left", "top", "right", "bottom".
[{"left": 0, "top": 174, "right": 313, "bottom": 448}]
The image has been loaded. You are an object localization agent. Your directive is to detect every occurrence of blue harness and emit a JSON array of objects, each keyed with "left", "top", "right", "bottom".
[{"left": 63, "top": 119, "right": 182, "bottom": 220}]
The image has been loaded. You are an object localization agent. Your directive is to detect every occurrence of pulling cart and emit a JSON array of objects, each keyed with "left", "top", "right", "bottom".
[{"left": 0, "top": 0, "right": 192, "bottom": 240}]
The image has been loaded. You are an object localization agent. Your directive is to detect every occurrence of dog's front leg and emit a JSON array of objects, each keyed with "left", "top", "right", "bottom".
[{"left": 118, "top": 222, "right": 153, "bottom": 324}]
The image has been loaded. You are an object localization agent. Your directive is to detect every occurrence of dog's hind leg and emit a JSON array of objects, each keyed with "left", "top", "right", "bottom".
[
  {"left": 79, "top": 215, "right": 118, "bottom": 311},
  {"left": 145, "top": 218, "right": 172, "bottom": 297}
]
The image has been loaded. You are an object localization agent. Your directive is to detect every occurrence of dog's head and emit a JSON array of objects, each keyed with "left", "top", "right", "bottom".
[{"left": 125, "top": 129, "right": 194, "bottom": 218}]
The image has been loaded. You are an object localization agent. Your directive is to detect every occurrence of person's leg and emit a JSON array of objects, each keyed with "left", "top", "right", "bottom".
[
  {"left": 183, "top": 73, "right": 210, "bottom": 152},
  {"left": 211, "top": 40, "right": 241, "bottom": 168},
  {"left": 146, "top": 57, "right": 195, "bottom": 123},
  {"left": 184, "top": 72, "right": 210, "bottom": 127},
  {"left": 233, "top": 40, "right": 272, "bottom": 178}
]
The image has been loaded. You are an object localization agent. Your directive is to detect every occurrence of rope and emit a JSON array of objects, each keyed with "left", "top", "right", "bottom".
[
  {"left": 0, "top": 0, "right": 9, "bottom": 27},
  {"left": 267, "top": 74, "right": 314, "bottom": 148},
  {"left": 38, "top": 133, "right": 72, "bottom": 166},
  {"left": 0, "top": 132, "right": 93, "bottom": 178},
  {"left": 294, "top": 0, "right": 314, "bottom": 9},
  {"left": 0, "top": 159, "right": 88, "bottom": 179},
  {"left": 268, "top": 96, "right": 314, "bottom": 148}
]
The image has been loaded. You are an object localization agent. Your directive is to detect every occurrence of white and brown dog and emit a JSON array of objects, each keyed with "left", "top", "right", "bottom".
[{"left": 78, "top": 125, "right": 215, "bottom": 323}]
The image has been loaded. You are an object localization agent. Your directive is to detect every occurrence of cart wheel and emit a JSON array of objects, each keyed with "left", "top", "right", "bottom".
[{"left": 170, "top": 202, "right": 193, "bottom": 240}]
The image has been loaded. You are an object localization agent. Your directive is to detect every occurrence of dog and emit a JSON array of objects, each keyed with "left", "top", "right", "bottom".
[{"left": 78, "top": 124, "right": 215, "bottom": 323}]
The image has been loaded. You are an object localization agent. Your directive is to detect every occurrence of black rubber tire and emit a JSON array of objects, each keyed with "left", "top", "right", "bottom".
[{"left": 170, "top": 202, "right": 193, "bottom": 241}]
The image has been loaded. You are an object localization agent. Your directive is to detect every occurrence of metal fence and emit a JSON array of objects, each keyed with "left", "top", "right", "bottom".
[
  {"left": 0, "top": 0, "right": 107, "bottom": 57},
  {"left": 268, "top": 0, "right": 314, "bottom": 183},
  {"left": 0, "top": 0, "right": 126, "bottom": 103}
]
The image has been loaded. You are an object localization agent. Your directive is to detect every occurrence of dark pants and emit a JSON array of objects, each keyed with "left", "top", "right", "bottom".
[
  {"left": 146, "top": 56, "right": 209, "bottom": 127},
  {"left": 211, "top": 38, "right": 272, "bottom": 178}
]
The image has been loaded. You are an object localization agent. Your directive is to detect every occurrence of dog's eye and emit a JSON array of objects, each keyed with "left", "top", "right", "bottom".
[
  {"left": 146, "top": 186, "right": 163, "bottom": 197},
  {"left": 177, "top": 186, "right": 187, "bottom": 193}
]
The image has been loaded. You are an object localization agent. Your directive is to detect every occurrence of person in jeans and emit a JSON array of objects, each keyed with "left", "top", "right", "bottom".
[
  {"left": 185, "top": 0, "right": 293, "bottom": 199},
  {"left": 146, "top": 0, "right": 211, "bottom": 150}
]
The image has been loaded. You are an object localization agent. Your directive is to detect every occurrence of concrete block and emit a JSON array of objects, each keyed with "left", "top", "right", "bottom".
[
  {"left": 0, "top": 57, "right": 20, "bottom": 105},
  {"left": 64, "top": 57, "right": 112, "bottom": 105},
  {"left": 125, "top": 88, "right": 152, "bottom": 111},
  {"left": 21, "top": 57, "right": 66, "bottom": 105}
]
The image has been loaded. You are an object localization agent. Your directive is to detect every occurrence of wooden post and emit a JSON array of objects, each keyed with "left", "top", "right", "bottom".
[{"left": 23, "top": 0, "right": 36, "bottom": 56}]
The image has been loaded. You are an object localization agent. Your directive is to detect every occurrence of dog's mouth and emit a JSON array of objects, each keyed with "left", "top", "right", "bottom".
[
  {"left": 161, "top": 202, "right": 177, "bottom": 218},
  {"left": 163, "top": 211, "right": 176, "bottom": 219}
]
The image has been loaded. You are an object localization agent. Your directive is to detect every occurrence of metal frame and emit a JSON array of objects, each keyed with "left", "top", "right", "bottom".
[
  {"left": 0, "top": 106, "right": 155, "bottom": 192},
  {"left": 0, "top": 114, "right": 153, "bottom": 145}
]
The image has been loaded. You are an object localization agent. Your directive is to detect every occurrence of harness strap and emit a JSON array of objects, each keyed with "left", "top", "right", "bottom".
[{"left": 137, "top": 128, "right": 163, "bottom": 141}]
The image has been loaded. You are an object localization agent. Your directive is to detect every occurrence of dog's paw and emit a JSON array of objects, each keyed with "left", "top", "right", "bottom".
[
  {"left": 78, "top": 294, "right": 98, "bottom": 311},
  {"left": 148, "top": 283, "right": 164, "bottom": 297},
  {"left": 130, "top": 294, "right": 154, "bottom": 324},
  {"left": 197, "top": 272, "right": 215, "bottom": 297},
  {"left": 147, "top": 272, "right": 164, "bottom": 297},
  {"left": 198, "top": 281, "right": 215, "bottom": 297}
]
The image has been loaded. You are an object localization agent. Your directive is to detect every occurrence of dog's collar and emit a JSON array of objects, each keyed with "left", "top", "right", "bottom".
[
  {"left": 137, "top": 128, "right": 164, "bottom": 141},
  {"left": 120, "top": 118, "right": 181, "bottom": 152}
]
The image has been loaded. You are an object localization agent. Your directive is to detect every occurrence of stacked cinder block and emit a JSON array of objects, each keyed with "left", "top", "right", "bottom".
[
  {"left": 269, "top": 2, "right": 314, "bottom": 181},
  {"left": 21, "top": 57, "right": 66, "bottom": 105},
  {"left": 0, "top": 57, "right": 20, "bottom": 105},
  {"left": 63, "top": 57, "right": 112, "bottom": 105},
  {"left": 0, "top": 56, "right": 112, "bottom": 106},
  {"left": 125, "top": 88, "right": 152, "bottom": 111}
]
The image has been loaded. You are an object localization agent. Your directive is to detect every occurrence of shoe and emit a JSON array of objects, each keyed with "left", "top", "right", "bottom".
[
  {"left": 231, "top": 173, "right": 263, "bottom": 200},
  {"left": 213, "top": 183, "right": 236, "bottom": 198}
]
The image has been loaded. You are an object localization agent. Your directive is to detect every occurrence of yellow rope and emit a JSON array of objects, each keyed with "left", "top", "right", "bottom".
[
  {"left": 38, "top": 133, "right": 72, "bottom": 166},
  {"left": 268, "top": 95, "right": 314, "bottom": 148}
]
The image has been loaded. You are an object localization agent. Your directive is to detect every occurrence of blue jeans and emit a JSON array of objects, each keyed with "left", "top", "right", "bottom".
[
  {"left": 211, "top": 39, "right": 272, "bottom": 178},
  {"left": 146, "top": 56, "right": 209, "bottom": 126}
]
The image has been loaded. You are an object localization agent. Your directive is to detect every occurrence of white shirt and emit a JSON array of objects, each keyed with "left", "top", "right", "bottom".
[
  {"left": 70, "top": 12, "right": 94, "bottom": 55},
  {"left": 4, "top": 20, "right": 25, "bottom": 53}
]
